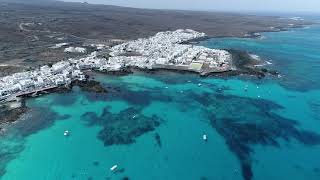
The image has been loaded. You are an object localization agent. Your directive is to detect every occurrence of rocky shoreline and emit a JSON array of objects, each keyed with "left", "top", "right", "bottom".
[
  {"left": 0, "top": 29, "right": 283, "bottom": 131},
  {"left": 114, "top": 49, "right": 278, "bottom": 78},
  {"left": 185, "top": 23, "right": 312, "bottom": 42},
  {"left": 0, "top": 48, "right": 279, "bottom": 130},
  {"left": 226, "top": 49, "right": 279, "bottom": 78},
  {"left": 71, "top": 79, "right": 108, "bottom": 94},
  {"left": 0, "top": 78, "right": 111, "bottom": 132},
  {"left": 0, "top": 50, "right": 279, "bottom": 131}
]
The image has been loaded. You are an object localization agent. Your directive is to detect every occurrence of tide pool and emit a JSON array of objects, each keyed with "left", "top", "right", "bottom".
[{"left": 0, "top": 25, "right": 320, "bottom": 180}]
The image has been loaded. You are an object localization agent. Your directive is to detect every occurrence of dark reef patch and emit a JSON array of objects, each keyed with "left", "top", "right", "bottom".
[
  {"left": 200, "top": 176, "right": 208, "bottom": 180},
  {"left": 93, "top": 161, "right": 100, "bottom": 166},
  {"left": 49, "top": 92, "right": 78, "bottom": 106},
  {"left": 135, "top": 70, "right": 199, "bottom": 85},
  {"left": 0, "top": 104, "right": 70, "bottom": 177},
  {"left": 72, "top": 80, "right": 108, "bottom": 94},
  {"left": 309, "top": 100, "right": 320, "bottom": 121},
  {"left": 0, "top": 101, "right": 29, "bottom": 130},
  {"left": 154, "top": 133, "right": 162, "bottom": 148},
  {"left": 82, "top": 91, "right": 109, "bottom": 104},
  {"left": 112, "top": 90, "right": 154, "bottom": 106},
  {"left": 12, "top": 107, "right": 71, "bottom": 137},
  {"left": 102, "top": 84, "right": 173, "bottom": 107},
  {"left": 81, "top": 112, "right": 103, "bottom": 127},
  {"left": 88, "top": 107, "right": 163, "bottom": 146},
  {"left": 189, "top": 92, "right": 320, "bottom": 180},
  {"left": 0, "top": 137, "right": 25, "bottom": 177},
  {"left": 293, "top": 164, "right": 302, "bottom": 170}
]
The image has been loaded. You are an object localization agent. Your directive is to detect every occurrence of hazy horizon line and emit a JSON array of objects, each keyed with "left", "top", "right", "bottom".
[
  {"left": 2, "top": 0, "right": 320, "bottom": 15},
  {"left": 59, "top": 0, "right": 320, "bottom": 15}
]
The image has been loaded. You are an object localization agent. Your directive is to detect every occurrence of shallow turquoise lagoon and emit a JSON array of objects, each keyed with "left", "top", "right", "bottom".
[{"left": 1, "top": 26, "right": 320, "bottom": 180}]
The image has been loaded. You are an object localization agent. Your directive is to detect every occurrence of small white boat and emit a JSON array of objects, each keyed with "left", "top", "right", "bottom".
[
  {"left": 203, "top": 134, "right": 207, "bottom": 141},
  {"left": 165, "top": 86, "right": 169, "bottom": 89},
  {"left": 64, "top": 130, "right": 70, "bottom": 136},
  {"left": 198, "top": 83, "right": 202, "bottom": 87},
  {"left": 110, "top": 165, "right": 118, "bottom": 171}
]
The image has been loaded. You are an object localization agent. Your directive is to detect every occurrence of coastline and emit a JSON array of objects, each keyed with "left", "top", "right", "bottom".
[
  {"left": 0, "top": 17, "right": 313, "bottom": 77},
  {"left": 1, "top": 4, "right": 320, "bottom": 179},
  {"left": 186, "top": 23, "right": 314, "bottom": 42},
  {"left": 0, "top": 23, "right": 310, "bottom": 131},
  {"left": 0, "top": 50, "right": 276, "bottom": 130}
]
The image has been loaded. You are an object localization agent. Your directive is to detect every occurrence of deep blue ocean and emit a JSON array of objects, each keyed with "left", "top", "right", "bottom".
[{"left": 0, "top": 25, "right": 320, "bottom": 180}]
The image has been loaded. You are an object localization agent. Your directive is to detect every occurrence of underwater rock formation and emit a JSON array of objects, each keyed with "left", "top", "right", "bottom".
[
  {"left": 109, "top": 88, "right": 172, "bottom": 107},
  {"left": 154, "top": 133, "right": 162, "bottom": 148},
  {"left": 0, "top": 105, "right": 70, "bottom": 177},
  {"left": 190, "top": 92, "right": 320, "bottom": 180},
  {"left": 72, "top": 80, "right": 108, "bottom": 94},
  {"left": 0, "top": 101, "right": 29, "bottom": 130},
  {"left": 93, "top": 161, "right": 100, "bottom": 166},
  {"left": 12, "top": 107, "right": 70, "bottom": 137},
  {"left": 85, "top": 107, "right": 163, "bottom": 146}
]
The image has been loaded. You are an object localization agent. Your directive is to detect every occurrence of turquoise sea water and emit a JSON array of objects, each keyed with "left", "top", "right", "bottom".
[{"left": 1, "top": 25, "right": 320, "bottom": 180}]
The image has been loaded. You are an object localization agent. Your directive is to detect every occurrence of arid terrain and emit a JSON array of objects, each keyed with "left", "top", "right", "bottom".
[{"left": 0, "top": 0, "right": 311, "bottom": 76}]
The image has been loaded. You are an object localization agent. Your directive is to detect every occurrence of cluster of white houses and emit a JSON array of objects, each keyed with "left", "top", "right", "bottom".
[
  {"left": 0, "top": 61, "right": 85, "bottom": 101},
  {"left": 109, "top": 29, "right": 232, "bottom": 72},
  {"left": 0, "top": 29, "right": 233, "bottom": 102}
]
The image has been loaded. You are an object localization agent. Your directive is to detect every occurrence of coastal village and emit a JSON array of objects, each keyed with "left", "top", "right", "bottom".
[{"left": 0, "top": 29, "right": 232, "bottom": 102}]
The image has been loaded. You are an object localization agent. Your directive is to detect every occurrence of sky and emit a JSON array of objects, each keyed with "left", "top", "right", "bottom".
[{"left": 63, "top": 0, "right": 320, "bottom": 13}]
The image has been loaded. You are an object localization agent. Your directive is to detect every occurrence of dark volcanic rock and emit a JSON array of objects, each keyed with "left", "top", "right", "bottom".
[
  {"left": 0, "top": 106, "right": 28, "bottom": 124},
  {"left": 0, "top": 101, "right": 29, "bottom": 129},
  {"left": 97, "top": 68, "right": 133, "bottom": 76},
  {"left": 72, "top": 80, "right": 107, "bottom": 93},
  {"left": 225, "top": 49, "right": 277, "bottom": 78}
]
